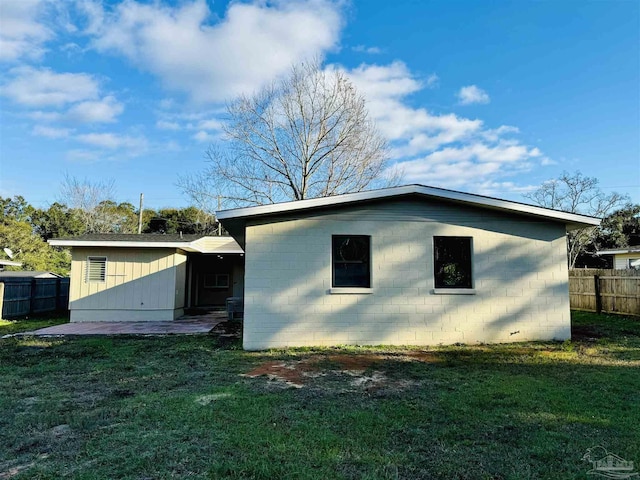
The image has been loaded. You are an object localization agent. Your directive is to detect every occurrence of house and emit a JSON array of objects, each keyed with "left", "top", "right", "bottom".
[
  {"left": 217, "top": 184, "right": 600, "bottom": 350},
  {"left": 48, "top": 234, "right": 244, "bottom": 322},
  {"left": 595, "top": 247, "right": 640, "bottom": 270}
]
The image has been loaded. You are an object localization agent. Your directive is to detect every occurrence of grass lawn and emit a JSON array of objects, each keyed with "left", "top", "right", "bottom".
[
  {"left": 0, "top": 311, "right": 638, "bottom": 479},
  {"left": 0, "top": 314, "right": 68, "bottom": 336}
]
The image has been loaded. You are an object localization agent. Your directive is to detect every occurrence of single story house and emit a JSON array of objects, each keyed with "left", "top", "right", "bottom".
[
  {"left": 595, "top": 247, "right": 640, "bottom": 270},
  {"left": 217, "top": 184, "right": 600, "bottom": 350},
  {"left": 49, "top": 234, "right": 244, "bottom": 322}
]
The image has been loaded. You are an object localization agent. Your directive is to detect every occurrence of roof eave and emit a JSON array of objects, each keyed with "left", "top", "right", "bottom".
[
  {"left": 48, "top": 239, "right": 201, "bottom": 251},
  {"left": 217, "top": 185, "right": 601, "bottom": 234}
]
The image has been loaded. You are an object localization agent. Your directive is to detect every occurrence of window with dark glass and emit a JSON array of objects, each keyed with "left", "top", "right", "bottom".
[
  {"left": 204, "top": 273, "right": 230, "bottom": 289},
  {"left": 332, "top": 235, "right": 371, "bottom": 288},
  {"left": 433, "top": 237, "right": 473, "bottom": 288}
]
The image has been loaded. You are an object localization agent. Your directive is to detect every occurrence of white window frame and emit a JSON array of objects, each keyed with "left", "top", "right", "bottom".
[
  {"left": 204, "top": 273, "right": 230, "bottom": 289},
  {"left": 86, "top": 256, "right": 107, "bottom": 283}
]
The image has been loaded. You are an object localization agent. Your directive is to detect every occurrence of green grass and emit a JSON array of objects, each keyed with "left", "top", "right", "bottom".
[
  {"left": 0, "top": 311, "right": 638, "bottom": 479},
  {"left": 0, "top": 314, "right": 68, "bottom": 336}
]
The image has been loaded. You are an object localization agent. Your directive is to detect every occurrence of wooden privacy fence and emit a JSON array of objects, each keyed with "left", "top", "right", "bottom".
[
  {"left": 0, "top": 278, "right": 70, "bottom": 319},
  {"left": 569, "top": 269, "right": 640, "bottom": 316}
]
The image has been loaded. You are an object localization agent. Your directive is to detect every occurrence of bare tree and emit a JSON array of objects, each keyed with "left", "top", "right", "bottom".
[
  {"left": 524, "top": 171, "right": 628, "bottom": 267},
  {"left": 60, "top": 175, "right": 137, "bottom": 234},
  {"left": 179, "top": 59, "right": 396, "bottom": 207}
]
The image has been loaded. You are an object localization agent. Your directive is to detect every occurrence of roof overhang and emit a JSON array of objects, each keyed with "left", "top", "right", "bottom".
[
  {"left": 49, "top": 236, "right": 243, "bottom": 254},
  {"left": 596, "top": 248, "right": 640, "bottom": 256},
  {"left": 217, "top": 184, "right": 601, "bottom": 247}
]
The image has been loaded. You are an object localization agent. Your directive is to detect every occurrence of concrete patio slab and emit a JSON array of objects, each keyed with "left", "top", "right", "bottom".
[{"left": 20, "top": 311, "right": 228, "bottom": 336}]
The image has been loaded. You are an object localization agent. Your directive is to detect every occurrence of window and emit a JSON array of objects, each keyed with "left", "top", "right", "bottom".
[
  {"left": 629, "top": 258, "right": 640, "bottom": 270},
  {"left": 204, "top": 273, "right": 230, "bottom": 289},
  {"left": 332, "top": 235, "right": 371, "bottom": 288},
  {"left": 433, "top": 237, "right": 472, "bottom": 289},
  {"left": 86, "top": 256, "right": 107, "bottom": 282}
]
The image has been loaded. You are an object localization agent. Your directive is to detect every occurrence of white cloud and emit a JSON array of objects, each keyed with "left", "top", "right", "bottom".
[
  {"left": 0, "top": 0, "right": 52, "bottom": 62},
  {"left": 82, "top": 0, "right": 345, "bottom": 104},
  {"left": 66, "top": 149, "right": 102, "bottom": 162},
  {"left": 66, "top": 95, "right": 124, "bottom": 123},
  {"left": 1, "top": 66, "right": 99, "bottom": 107},
  {"left": 76, "top": 132, "right": 147, "bottom": 151},
  {"left": 457, "top": 85, "right": 490, "bottom": 105},
  {"left": 352, "top": 45, "right": 382, "bottom": 54},
  {"left": 156, "top": 120, "right": 181, "bottom": 131},
  {"left": 425, "top": 73, "right": 439, "bottom": 89},
  {"left": 192, "top": 131, "right": 216, "bottom": 143},
  {"left": 340, "top": 62, "right": 547, "bottom": 192},
  {"left": 32, "top": 125, "right": 72, "bottom": 138}
]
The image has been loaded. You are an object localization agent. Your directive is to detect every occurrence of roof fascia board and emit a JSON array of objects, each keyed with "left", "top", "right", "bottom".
[
  {"left": 596, "top": 249, "right": 640, "bottom": 256},
  {"left": 49, "top": 240, "right": 199, "bottom": 250},
  {"left": 48, "top": 239, "right": 244, "bottom": 254},
  {"left": 216, "top": 185, "right": 600, "bottom": 227}
]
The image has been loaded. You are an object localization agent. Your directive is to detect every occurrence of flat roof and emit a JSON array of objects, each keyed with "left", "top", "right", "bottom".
[{"left": 217, "top": 184, "right": 601, "bottom": 245}]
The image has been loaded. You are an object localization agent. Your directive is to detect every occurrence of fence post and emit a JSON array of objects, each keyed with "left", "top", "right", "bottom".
[
  {"left": 0, "top": 282, "right": 4, "bottom": 320},
  {"left": 29, "top": 278, "right": 36, "bottom": 316},
  {"left": 594, "top": 275, "right": 602, "bottom": 314}
]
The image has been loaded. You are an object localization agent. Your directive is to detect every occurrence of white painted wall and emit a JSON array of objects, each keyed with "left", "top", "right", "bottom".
[
  {"left": 242, "top": 199, "right": 571, "bottom": 350},
  {"left": 69, "top": 247, "right": 186, "bottom": 322}
]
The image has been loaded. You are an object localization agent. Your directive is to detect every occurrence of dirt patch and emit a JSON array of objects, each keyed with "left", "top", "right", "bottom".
[
  {"left": 243, "top": 360, "right": 321, "bottom": 388},
  {"left": 325, "top": 354, "right": 385, "bottom": 371},
  {"left": 403, "top": 351, "right": 443, "bottom": 363},
  {"left": 243, "top": 351, "right": 439, "bottom": 391}
]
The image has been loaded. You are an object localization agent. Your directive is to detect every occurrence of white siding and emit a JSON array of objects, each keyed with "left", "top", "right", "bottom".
[
  {"left": 614, "top": 253, "right": 640, "bottom": 270},
  {"left": 242, "top": 199, "right": 571, "bottom": 350},
  {"left": 69, "top": 247, "right": 186, "bottom": 322}
]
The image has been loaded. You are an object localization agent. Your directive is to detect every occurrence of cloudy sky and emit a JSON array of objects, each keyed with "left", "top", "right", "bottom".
[{"left": 1, "top": 0, "right": 638, "bottom": 209}]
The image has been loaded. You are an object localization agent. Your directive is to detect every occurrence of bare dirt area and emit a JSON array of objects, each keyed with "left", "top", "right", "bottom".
[{"left": 242, "top": 351, "right": 443, "bottom": 393}]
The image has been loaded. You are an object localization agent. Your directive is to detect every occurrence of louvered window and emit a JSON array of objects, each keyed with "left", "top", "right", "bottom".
[{"left": 86, "top": 256, "right": 107, "bottom": 282}]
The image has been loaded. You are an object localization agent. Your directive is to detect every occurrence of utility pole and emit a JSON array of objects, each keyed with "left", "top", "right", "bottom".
[
  {"left": 137, "top": 193, "right": 144, "bottom": 234},
  {"left": 217, "top": 195, "right": 222, "bottom": 236}
]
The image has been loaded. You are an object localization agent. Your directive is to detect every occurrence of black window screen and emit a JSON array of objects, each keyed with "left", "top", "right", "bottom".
[
  {"left": 332, "top": 235, "right": 371, "bottom": 288},
  {"left": 434, "top": 237, "right": 472, "bottom": 288}
]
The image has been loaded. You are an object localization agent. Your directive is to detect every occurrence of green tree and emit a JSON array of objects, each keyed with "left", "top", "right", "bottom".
[
  {"left": 31, "top": 202, "right": 84, "bottom": 240},
  {"left": 0, "top": 219, "right": 70, "bottom": 275},
  {"left": 596, "top": 204, "right": 640, "bottom": 249},
  {"left": 1, "top": 196, "right": 35, "bottom": 223}
]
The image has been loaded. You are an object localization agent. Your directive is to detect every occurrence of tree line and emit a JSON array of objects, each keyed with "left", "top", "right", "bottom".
[{"left": 0, "top": 191, "right": 219, "bottom": 276}]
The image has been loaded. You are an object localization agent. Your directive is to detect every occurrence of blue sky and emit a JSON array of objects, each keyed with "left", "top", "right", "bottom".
[{"left": 1, "top": 0, "right": 638, "bottom": 210}]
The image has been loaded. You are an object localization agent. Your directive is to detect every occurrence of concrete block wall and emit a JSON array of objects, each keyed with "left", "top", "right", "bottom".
[{"left": 242, "top": 199, "right": 571, "bottom": 350}]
